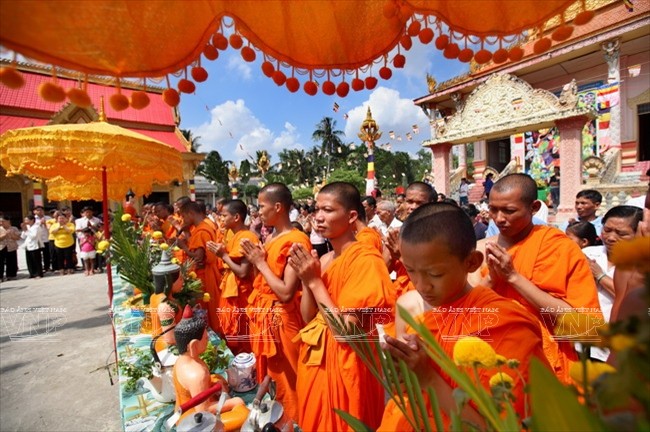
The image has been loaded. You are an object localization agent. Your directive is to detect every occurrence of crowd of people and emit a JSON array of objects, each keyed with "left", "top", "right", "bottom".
[{"left": 1, "top": 172, "right": 647, "bottom": 430}]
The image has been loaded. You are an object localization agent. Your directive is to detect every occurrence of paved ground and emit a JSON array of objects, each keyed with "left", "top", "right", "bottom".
[{"left": 0, "top": 251, "right": 122, "bottom": 431}]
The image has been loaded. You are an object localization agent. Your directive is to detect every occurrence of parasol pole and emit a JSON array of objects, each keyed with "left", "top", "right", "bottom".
[{"left": 102, "top": 164, "right": 118, "bottom": 368}]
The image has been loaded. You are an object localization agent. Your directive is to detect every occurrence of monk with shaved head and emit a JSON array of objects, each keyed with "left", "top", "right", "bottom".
[{"left": 470, "top": 173, "right": 601, "bottom": 383}]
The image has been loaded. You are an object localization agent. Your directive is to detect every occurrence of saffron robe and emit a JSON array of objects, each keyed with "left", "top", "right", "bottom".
[
  {"left": 219, "top": 229, "right": 259, "bottom": 353},
  {"left": 379, "top": 286, "right": 548, "bottom": 431},
  {"left": 296, "top": 241, "right": 394, "bottom": 431},
  {"left": 355, "top": 226, "right": 383, "bottom": 252},
  {"left": 189, "top": 218, "right": 222, "bottom": 333},
  {"left": 490, "top": 225, "right": 601, "bottom": 383},
  {"left": 247, "top": 228, "right": 311, "bottom": 422}
]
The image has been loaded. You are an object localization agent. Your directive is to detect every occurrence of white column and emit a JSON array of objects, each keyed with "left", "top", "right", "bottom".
[{"left": 602, "top": 38, "right": 621, "bottom": 149}]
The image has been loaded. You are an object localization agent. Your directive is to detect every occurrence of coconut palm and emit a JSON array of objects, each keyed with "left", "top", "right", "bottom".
[
  {"left": 180, "top": 129, "right": 202, "bottom": 152},
  {"left": 312, "top": 117, "right": 345, "bottom": 177}
]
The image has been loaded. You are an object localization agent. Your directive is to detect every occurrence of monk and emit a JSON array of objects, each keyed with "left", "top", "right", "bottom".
[
  {"left": 241, "top": 183, "right": 311, "bottom": 422},
  {"left": 206, "top": 199, "right": 259, "bottom": 354},
  {"left": 172, "top": 305, "right": 244, "bottom": 424},
  {"left": 470, "top": 173, "right": 601, "bottom": 384},
  {"left": 288, "top": 182, "right": 394, "bottom": 431},
  {"left": 379, "top": 203, "right": 548, "bottom": 430},
  {"left": 177, "top": 201, "right": 222, "bottom": 334}
]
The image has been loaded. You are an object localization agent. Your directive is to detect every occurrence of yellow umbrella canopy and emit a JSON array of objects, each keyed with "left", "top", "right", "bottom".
[
  {"left": 0, "top": 121, "right": 183, "bottom": 201},
  {"left": 0, "top": 0, "right": 601, "bottom": 102}
]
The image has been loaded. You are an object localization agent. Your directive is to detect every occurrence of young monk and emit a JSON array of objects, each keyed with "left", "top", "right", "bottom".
[
  {"left": 240, "top": 183, "right": 311, "bottom": 422},
  {"left": 173, "top": 305, "right": 244, "bottom": 424},
  {"left": 471, "top": 173, "right": 601, "bottom": 383},
  {"left": 177, "top": 201, "right": 222, "bottom": 334},
  {"left": 288, "top": 182, "right": 394, "bottom": 431},
  {"left": 206, "top": 199, "right": 259, "bottom": 354},
  {"left": 379, "top": 203, "right": 548, "bottom": 430}
]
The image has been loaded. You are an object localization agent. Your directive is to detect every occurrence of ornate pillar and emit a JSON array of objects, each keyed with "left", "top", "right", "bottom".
[
  {"left": 472, "top": 140, "right": 487, "bottom": 182},
  {"left": 431, "top": 143, "right": 452, "bottom": 195},
  {"left": 601, "top": 38, "right": 621, "bottom": 149},
  {"left": 556, "top": 116, "right": 589, "bottom": 222},
  {"left": 458, "top": 144, "right": 467, "bottom": 176},
  {"left": 510, "top": 133, "right": 525, "bottom": 172}
]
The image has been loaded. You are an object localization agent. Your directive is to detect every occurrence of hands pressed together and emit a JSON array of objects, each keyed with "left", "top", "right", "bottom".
[
  {"left": 288, "top": 243, "right": 321, "bottom": 287},
  {"left": 240, "top": 238, "right": 266, "bottom": 267}
]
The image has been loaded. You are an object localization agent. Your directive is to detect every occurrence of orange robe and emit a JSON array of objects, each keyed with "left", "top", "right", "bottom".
[
  {"left": 218, "top": 229, "right": 259, "bottom": 354},
  {"left": 247, "top": 228, "right": 311, "bottom": 422},
  {"left": 355, "top": 226, "right": 382, "bottom": 252},
  {"left": 392, "top": 259, "right": 415, "bottom": 299},
  {"left": 379, "top": 286, "right": 548, "bottom": 430},
  {"left": 296, "top": 241, "right": 394, "bottom": 431},
  {"left": 490, "top": 225, "right": 601, "bottom": 383},
  {"left": 189, "top": 218, "right": 222, "bottom": 333}
]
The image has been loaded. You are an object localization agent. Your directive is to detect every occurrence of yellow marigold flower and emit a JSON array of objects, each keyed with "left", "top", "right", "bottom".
[
  {"left": 506, "top": 359, "right": 520, "bottom": 369},
  {"left": 171, "top": 258, "right": 180, "bottom": 265},
  {"left": 121, "top": 213, "right": 132, "bottom": 222},
  {"left": 495, "top": 355, "right": 507, "bottom": 366},
  {"left": 610, "top": 334, "right": 636, "bottom": 352},
  {"left": 610, "top": 237, "right": 650, "bottom": 272},
  {"left": 554, "top": 312, "right": 606, "bottom": 338},
  {"left": 152, "top": 231, "right": 164, "bottom": 240},
  {"left": 173, "top": 246, "right": 181, "bottom": 252},
  {"left": 188, "top": 271, "right": 197, "bottom": 279},
  {"left": 97, "top": 240, "right": 110, "bottom": 251},
  {"left": 453, "top": 336, "right": 497, "bottom": 368},
  {"left": 569, "top": 360, "right": 616, "bottom": 386},
  {"left": 159, "top": 243, "right": 169, "bottom": 251},
  {"left": 489, "top": 372, "right": 514, "bottom": 388},
  {"left": 203, "top": 293, "right": 211, "bottom": 302}
]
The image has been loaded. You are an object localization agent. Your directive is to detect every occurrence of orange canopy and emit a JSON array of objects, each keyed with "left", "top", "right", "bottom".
[{"left": 0, "top": 0, "right": 597, "bottom": 102}]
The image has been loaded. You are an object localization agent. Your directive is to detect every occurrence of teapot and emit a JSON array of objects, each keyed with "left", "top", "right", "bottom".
[{"left": 226, "top": 353, "right": 257, "bottom": 393}]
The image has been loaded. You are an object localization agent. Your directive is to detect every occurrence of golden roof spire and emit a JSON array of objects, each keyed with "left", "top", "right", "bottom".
[
  {"left": 98, "top": 96, "right": 107, "bottom": 122},
  {"left": 358, "top": 106, "right": 381, "bottom": 143}
]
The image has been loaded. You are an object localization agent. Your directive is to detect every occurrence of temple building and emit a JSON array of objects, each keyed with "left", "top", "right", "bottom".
[
  {"left": 0, "top": 63, "right": 204, "bottom": 222},
  {"left": 415, "top": 0, "right": 649, "bottom": 221}
]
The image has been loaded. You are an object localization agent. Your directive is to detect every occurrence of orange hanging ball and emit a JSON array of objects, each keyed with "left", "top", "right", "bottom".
[
  {"left": 229, "top": 34, "right": 243, "bottom": 50},
  {"left": 272, "top": 70, "right": 286, "bottom": 86},
  {"left": 351, "top": 78, "right": 364, "bottom": 92},
  {"left": 552, "top": 26, "right": 574, "bottom": 41},
  {"left": 508, "top": 47, "right": 524, "bottom": 62},
  {"left": 418, "top": 28, "right": 434, "bottom": 44},
  {"left": 38, "top": 81, "right": 66, "bottom": 103},
  {"left": 474, "top": 49, "right": 493, "bottom": 64},
  {"left": 286, "top": 77, "right": 300, "bottom": 93},
  {"left": 458, "top": 48, "right": 474, "bottom": 63},
  {"left": 336, "top": 81, "right": 350, "bottom": 97},
  {"left": 574, "top": 10, "right": 594, "bottom": 26},
  {"left": 203, "top": 45, "right": 219, "bottom": 61},
  {"left": 212, "top": 33, "right": 229, "bottom": 50},
  {"left": 435, "top": 35, "right": 449, "bottom": 50},
  {"left": 533, "top": 38, "right": 552, "bottom": 54},
  {"left": 110, "top": 93, "right": 129, "bottom": 111},
  {"left": 178, "top": 79, "right": 196, "bottom": 94},
  {"left": 162, "top": 88, "right": 180, "bottom": 107},
  {"left": 365, "top": 76, "right": 378, "bottom": 90},
  {"left": 322, "top": 80, "right": 336, "bottom": 95},
  {"left": 0, "top": 67, "right": 25, "bottom": 89},
  {"left": 241, "top": 46, "right": 256, "bottom": 62},
  {"left": 304, "top": 81, "right": 318, "bottom": 96},
  {"left": 67, "top": 88, "right": 91, "bottom": 107},
  {"left": 400, "top": 35, "right": 412, "bottom": 51},
  {"left": 130, "top": 91, "right": 150, "bottom": 110},
  {"left": 492, "top": 48, "right": 509, "bottom": 64},
  {"left": 407, "top": 21, "right": 421, "bottom": 37},
  {"left": 191, "top": 67, "right": 209, "bottom": 83},
  {"left": 379, "top": 67, "right": 392, "bottom": 80},
  {"left": 261, "top": 61, "right": 275, "bottom": 78},
  {"left": 393, "top": 54, "right": 406, "bottom": 68},
  {"left": 443, "top": 43, "right": 460, "bottom": 59}
]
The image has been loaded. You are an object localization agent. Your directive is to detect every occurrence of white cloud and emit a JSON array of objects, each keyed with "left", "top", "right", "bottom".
[
  {"left": 226, "top": 54, "right": 252, "bottom": 81},
  {"left": 343, "top": 87, "right": 430, "bottom": 152},
  {"left": 192, "top": 100, "right": 302, "bottom": 163}
]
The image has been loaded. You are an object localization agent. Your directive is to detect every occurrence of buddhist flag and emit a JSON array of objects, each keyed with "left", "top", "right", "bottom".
[
  {"left": 333, "top": 102, "right": 340, "bottom": 112},
  {"left": 406, "top": 133, "right": 412, "bottom": 141},
  {"left": 343, "top": 113, "right": 349, "bottom": 119},
  {"left": 397, "top": 135, "right": 402, "bottom": 141},
  {"left": 389, "top": 130, "right": 395, "bottom": 139},
  {"left": 412, "top": 124, "right": 419, "bottom": 134}
]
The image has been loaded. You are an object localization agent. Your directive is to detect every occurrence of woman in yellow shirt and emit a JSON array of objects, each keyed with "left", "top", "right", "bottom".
[{"left": 50, "top": 214, "right": 76, "bottom": 275}]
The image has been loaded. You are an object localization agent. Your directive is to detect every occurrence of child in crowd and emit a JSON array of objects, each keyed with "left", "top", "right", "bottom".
[
  {"left": 79, "top": 227, "right": 96, "bottom": 275},
  {"left": 565, "top": 220, "right": 601, "bottom": 249}
]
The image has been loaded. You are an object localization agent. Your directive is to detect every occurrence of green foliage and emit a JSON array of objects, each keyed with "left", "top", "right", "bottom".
[
  {"left": 292, "top": 187, "right": 314, "bottom": 201},
  {"left": 172, "top": 259, "right": 203, "bottom": 309},
  {"left": 327, "top": 169, "right": 365, "bottom": 193},
  {"left": 118, "top": 347, "right": 154, "bottom": 393},
  {"left": 199, "top": 339, "right": 231, "bottom": 373},
  {"left": 332, "top": 410, "right": 373, "bottom": 432},
  {"left": 197, "top": 150, "right": 231, "bottom": 187}
]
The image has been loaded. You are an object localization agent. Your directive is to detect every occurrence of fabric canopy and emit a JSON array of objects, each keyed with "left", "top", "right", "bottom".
[{"left": 0, "top": 0, "right": 596, "bottom": 101}]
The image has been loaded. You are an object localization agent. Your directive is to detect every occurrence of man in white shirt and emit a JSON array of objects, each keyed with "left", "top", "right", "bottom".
[
  {"left": 362, "top": 196, "right": 382, "bottom": 230},
  {"left": 375, "top": 200, "right": 402, "bottom": 238},
  {"left": 33, "top": 206, "right": 52, "bottom": 272},
  {"left": 559, "top": 189, "right": 603, "bottom": 236}
]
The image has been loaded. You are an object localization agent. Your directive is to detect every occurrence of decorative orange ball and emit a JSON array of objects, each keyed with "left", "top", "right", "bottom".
[
  {"left": 191, "top": 67, "right": 208, "bottom": 82},
  {"left": 241, "top": 46, "right": 256, "bottom": 62},
  {"left": 272, "top": 70, "right": 287, "bottom": 86},
  {"left": 130, "top": 91, "right": 150, "bottom": 110},
  {"left": 304, "top": 81, "right": 318, "bottom": 96},
  {"left": 393, "top": 54, "right": 406, "bottom": 68},
  {"left": 203, "top": 44, "right": 219, "bottom": 61},
  {"left": 110, "top": 93, "right": 130, "bottom": 111},
  {"left": 229, "top": 34, "right": 243, "bottom": 50},
  {"left": 351, "top": 78, "right": 364, "bottom": 92},
  {"left": 286, "top": 77, "right": 300, "bottom": 93},
  {"left": 365, "top": 76, "right": 378, "bottom": 90},
  {"left": 38, "top": 81, "right": 66, "bottom": 103},
  {"left": 552, "top": 25, "right": 574, "bottom": 41},
  {"left": 458, "top": 48, "right": 474, "bottom": 63},
  {"left": 400, "top": 35, "right": 412, "bottom": 51},
  {"left": 322, "top": 80, "right": 336, "bottom": 95},
  {"left": 379, "top": 67, "right": 392, "bottom": 80},
  {"left": 178, "top": 79, "right": 196, "bottom": 94},
  {"left": 474, "top": 49, "right": 493, "bottom": 64},
  {"left": 508, "top": 47, "right": 524, "bottom": 61},
  {"left": 212, "top": 33, "right": 228, "bottom": 50},
  {"left": 574, "top": 10, "right": 594, "bottom": 26},
  {"left": 67, "top": 88, "right": 91, "bottom": 107},
  {"left": 435, "top": 35, "right": 449, "bottom": 50},
  {"left": 261, "top": 61, "right": 275, "bottom": 78},
  {"left": 443, "top": 43, "right": 460, "bottom": 59},
  {"left": 492, "top": 48, "right": 509, "bottom": 64},
  {"left": 0, "top": 67, "right": 25, "bottom": 89},
  {"left": 418, "top": 28, "right": 434, "bottom": 44},
  {"left": 533, "top": 38, "right": 552, "bottom": 54},
  {"left": 336, "top": 81, "right": 350, "bottom": 97},
  {"left": 407, "top": 21, "right": 421, "bottom": 37},
  {"left": 162, "top": 88, "right": 180, "bottom": 107}
]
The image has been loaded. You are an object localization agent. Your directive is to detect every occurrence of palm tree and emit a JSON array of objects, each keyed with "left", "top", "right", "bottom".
[
  {"left": 196, "top": 150, "right": 231, "bottom": 195},
  {"left": 180, "top": 129, "right": 202, "bottom": 152},
  {"left": 312, "top": 117, "right": 345, "bottom": 177}
]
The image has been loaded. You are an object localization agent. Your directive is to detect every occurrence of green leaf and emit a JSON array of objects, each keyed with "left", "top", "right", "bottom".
[
  {"left": 333, "top": 409, "right": 373, "bottom": 432},
  {"left": 529, "top": 358, "right": 607, "bottom": 431}
]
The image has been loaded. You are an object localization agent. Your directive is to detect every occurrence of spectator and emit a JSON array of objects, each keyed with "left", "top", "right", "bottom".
[
  {"left": 463, "top": 204, "right": 487, "bottom": 240},
  {"left": 50, "top": 213, "right": 76, "bottom": 275},
  {"left": 362, "top": 196, "right": 381, "bottom": 229},
  {"left": 548, "top": 166, "right": 560, "bottom": 209},
  {"left": 33, "top": 205, "right": 52, "bottom": 272},
  {"left": 559, "top": 189, "right": 603, "bottom": 235},
  {"left": 459, "top": 177, "right": 469, "bottom": 206},
  {"left": 21, "top": 214, "right": 43, "bottom": 278},
  {"left": 375, "top": 200, "right": 402, "bottom": 237},
  {"left": 0, "top": 217, "right": 21, "bottom": 281},
  {"left": 483, "top": 173, "right": 494, "bottom": 199}
]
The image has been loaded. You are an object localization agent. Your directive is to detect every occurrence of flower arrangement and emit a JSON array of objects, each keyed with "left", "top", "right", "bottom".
[{"left": 172, "top": 258, "right": 204, "bottom": 309}]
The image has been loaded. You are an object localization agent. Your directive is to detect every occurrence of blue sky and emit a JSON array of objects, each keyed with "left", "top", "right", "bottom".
[{"left": 176, "top": 38, "right": 470, "bottom": 165}]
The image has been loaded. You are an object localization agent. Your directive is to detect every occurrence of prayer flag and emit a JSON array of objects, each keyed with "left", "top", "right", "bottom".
[
  {"left": 333, "top": 102, "right": 339, "bottom": 112},
  {"left": 389, "top": 131, "right": 395, "bottom": 139},
  {"left": 412, "top": 124, "right": 419, "bottom": 134}
]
